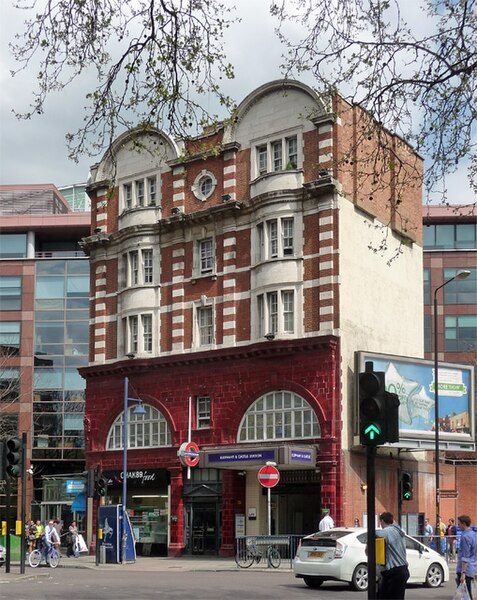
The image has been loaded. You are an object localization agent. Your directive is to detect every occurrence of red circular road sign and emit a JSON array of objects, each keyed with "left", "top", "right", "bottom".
[
  {"left": 178, "top": 441, "right": 200, "bottom": 467},
  {"left": 257, "top": 464, "right": 280, "bottom": 488}
]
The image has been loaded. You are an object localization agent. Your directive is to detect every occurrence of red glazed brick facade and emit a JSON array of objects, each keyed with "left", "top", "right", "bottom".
[{"left": 81, "top": 80, "right": 424, "bottom": 557}]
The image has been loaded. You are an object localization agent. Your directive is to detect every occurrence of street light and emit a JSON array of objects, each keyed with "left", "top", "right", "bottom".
[
  {"left": 433, "top": 269, "right": 470, "bottom": 552},
  {"left": 122, "top": 376, "right": 146, "bottom": 564}
]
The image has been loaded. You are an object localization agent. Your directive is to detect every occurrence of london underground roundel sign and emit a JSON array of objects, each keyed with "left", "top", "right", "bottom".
[
  {"left": 178, "top": 441, "right": 200, "bottom": 467},
  {"left": 257, "top": 464, "right": 280, "bottom": 488}
]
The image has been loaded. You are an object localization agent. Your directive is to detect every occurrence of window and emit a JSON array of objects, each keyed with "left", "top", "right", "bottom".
[
  {"left": 198, "top": 306, "right": 214, "bottom": 346},
  {"left": 257, "top": 217, "right": 295, "bottom": 261},
  {"left": 135, "top": 180, "right": 145, "bottom": 206},
  {"left": 0, "top": 276, "right": 22, "bottom": 310},
  {"left": 142, "top": 250, "right": 153, "bottom": 284},
  {"left": 257, "top": 290, "right": 295, "bottom": 337},
  {"left": 0, "top": 367, "right": 20, "bottom": 403},
  {"left": 122, "top": 174, "right": 160, "bottom": 211},
  {"left": 106, "top": 404, "right": 172, "bottom": 449},
  {"left": 124, "top": 183, "right": 133, "bottom": 209},
  {"left": 0, "top": 321, "right": 20, "bottom": 354},
  {"left": 121, "top": 249, "right": 154, "bottom": 287},
  {"left": 424, "top": 315, "right": 432, "bottom": 354},
  {"left": 258, "top": 145, "right": 267, "bottom": 175},
  {"left": 238, "top": 391, "right": 320, "bottom": 442},
  {"left": 0, "top": 233, "right": 27, "bottom": 258},
  {"left": 123, "top": 314, "right": 153, "bottom": 355},
  {"left": 445, "top": 315, "right": 477, "bottom": 352},
  {"left": 199, "top": 238, "right": 214, "bottom": 275},
  {"left": 147, "top": 177, "right": 157, "bottom": 206},
  {"left": 254, "top": 134, "right": 299, "bottom": 176},
  {"left": 142, "top": 314, "right": 152, "bottom": 353},
  {"left": 272, "top": 141, "right": 282, "bottom": 171},
  {"left": 443, "top": 268, "right": 476, "bottom": 304},
  {"left": 197, "top": 396, "right": 211, "bottom": 428},
  {"left": 423, "top": 269, "right": 430, "bottom": 305},
  {"left": 423, "top": 223, "right": 477, "bottom": 249},
  {"left": 131, "top": 251, "right": 139, "bottom": 285},
  {"left": 192, "top": 170, "right": 217, "bottom": 201}
]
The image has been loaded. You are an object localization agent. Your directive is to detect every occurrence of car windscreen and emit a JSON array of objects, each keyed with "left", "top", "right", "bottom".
[{"left": 301, "top": 531, "right": 351, "bottom": 547}]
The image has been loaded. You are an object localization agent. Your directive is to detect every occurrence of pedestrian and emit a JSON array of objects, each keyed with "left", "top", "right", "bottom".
[
  {"left": 423, "top": 518, "right": 433, "bottom": 547},
  {"left": 376, "top": 512, "right": 410, "bottom": 600},
  {"left": 437, "top": 516, "right": 446, "bottom": 555},
  {"left": 34, "top": 519, "right": 44, "bottom": 549},
  {"left": 455, "top": 514, "right": 477, "bottom": 598},
  {"left": 446, "top": 518, "right": 457, "bottom": 563},
  {"left": 26, "top": 519, "right": 37, "bottom": 553},
  {"left": 353, "top": 518, "right": 360, "bottom": 527},
  {"left": 66, "top": 521, "right": 79, "bottom": 558},
  {"left": 318, "top": 508, "right": 334, "bottom": 531}
]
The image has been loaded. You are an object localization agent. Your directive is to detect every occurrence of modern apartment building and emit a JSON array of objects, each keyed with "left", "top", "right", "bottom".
[
  {"left": 0, "top": 184, "right": 90, "bottom": 525},
  {"left": 81, "top": 79, "right": 426, "bottom": 557}
]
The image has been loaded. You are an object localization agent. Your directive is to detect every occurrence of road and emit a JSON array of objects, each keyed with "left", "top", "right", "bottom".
[{"left": 0, "top": 567, "right": 457, "bottom": 600}]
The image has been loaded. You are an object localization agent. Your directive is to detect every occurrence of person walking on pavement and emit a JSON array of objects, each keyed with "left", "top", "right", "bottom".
[
  {"left": 423, "top": 518, "right": 433, "bottom": 547},
  {"left": 376, "top": 512, "right": 410, "bottom": 600},
  {"left": 318, "top": 508, "right": 334, "bottom": 531},
  {"left": 446, "top": 518, "right": 457, "bottom": 563},
  {"left": 456, "top": 514, "right": 477, "bottom": 598}
]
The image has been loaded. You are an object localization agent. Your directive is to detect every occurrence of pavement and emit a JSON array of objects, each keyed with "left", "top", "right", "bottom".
[
  {"left": 0, "top": 553, "right": 276, "bottom": 583},
  {"left": 0, "top": 553, "right": 456, "bottom": 584}
]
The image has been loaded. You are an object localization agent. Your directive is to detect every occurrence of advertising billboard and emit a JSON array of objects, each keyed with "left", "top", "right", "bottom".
[{"left": 357, "top": 351, "right": 475, "bottom": 450}]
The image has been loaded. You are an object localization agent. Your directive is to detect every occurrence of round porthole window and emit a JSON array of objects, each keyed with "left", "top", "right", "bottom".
[{"left": 192, "top": 170, "right": 217, "bottom": 201}]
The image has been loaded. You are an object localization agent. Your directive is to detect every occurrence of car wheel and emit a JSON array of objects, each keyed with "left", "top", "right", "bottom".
[
  {"left": 425, "top": 563, "right": 444, "bottom": 588},
  {"left": 350, "top": 563, "right": 368, "bottom": 591},
  {"left": 303, "top": 576, "right": 324, "bottom": 588}
]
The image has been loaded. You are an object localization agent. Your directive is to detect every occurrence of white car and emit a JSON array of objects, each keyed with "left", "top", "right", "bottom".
[{"left": 293, "top": 527, "right": 449, "bottom": 591}]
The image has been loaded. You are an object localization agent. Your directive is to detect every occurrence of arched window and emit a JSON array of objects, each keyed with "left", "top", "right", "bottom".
[
  {"left": 106, "top": 404, "right": 171, "bottom": 450},
  {"left": 237, "top": 391, "right": 320, "bottom": 442}
]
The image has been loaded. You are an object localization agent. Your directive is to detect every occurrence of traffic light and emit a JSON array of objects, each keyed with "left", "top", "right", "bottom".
[
  {"left": 359, "top": 371, "right": 387, "bottom": 446},
  {"left": 95, "top": 473, "right": 107, "bottom": 498},
  {"left": 5, "top": 436, "right": 22, "bottom": 478},
  {"left": 401, "top": 472, "right": 413, "bottom": 501}
]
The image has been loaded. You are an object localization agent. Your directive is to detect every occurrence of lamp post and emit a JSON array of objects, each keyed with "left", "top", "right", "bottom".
[
  {"left": 433, "top": 269, "right": 470, "bottom": 553},
  {"left": 122, "top": 376, "right": 145, "bottom": 564}
]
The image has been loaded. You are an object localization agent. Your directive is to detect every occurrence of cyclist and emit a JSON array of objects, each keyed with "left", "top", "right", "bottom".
[{"left": 42, "top": 520, "right": 61, "bottom": 563}]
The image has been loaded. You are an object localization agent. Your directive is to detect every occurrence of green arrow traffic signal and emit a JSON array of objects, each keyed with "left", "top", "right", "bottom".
[
  {"left": 403, "top": 491, "right": 411, "bottom": 500},
  {"left": 364, "top": 424, "right": 381, "bottom": 440}
]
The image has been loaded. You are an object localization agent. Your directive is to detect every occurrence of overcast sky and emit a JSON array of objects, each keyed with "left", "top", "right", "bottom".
[{"left": 0, "top": 0, "right": 474, "bottom": 203}]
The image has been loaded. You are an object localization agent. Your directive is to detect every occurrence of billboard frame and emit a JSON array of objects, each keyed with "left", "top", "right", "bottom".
[{"left": 355, "top": 351, "right": 475, "bottom": 452}]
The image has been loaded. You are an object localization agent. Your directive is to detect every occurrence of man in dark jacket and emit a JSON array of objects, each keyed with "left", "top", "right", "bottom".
[{"left": 376, "top": 512, "right": 410, "bottom": 599}]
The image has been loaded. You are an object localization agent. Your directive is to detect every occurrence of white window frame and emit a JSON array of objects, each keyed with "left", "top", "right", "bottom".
[
  {"left": 238, "top": 391, "right": 320, "bottom": 442},
  {"left": 142, "top": 249, "right": 153, "bottom": 284},
  {"left": 257, "top": 289, "right": 295, "bottom": 338},
  {"left": 254, "top": 132, "right": 300, "bottom": 178},
  {"left": 196, "top": 305, "right": 214, "bottom": 347},
  {"left": 191, "top": 170, "right": 217, "bottom": 201},
  {"left": 196, "top": 396, "right": 211, "bottom": 429},
  {"left": 106, "top": 404, "right": 172, "bottom": 450},
  {"left": 121, "top": 173, "right": 160, "bottom": 211},
  {"left": 123, "top": 313, "right": 154, "bottom": 355},
  {"left": 256, "top": 216, "right": 295, "bottom": 262},
  {"left": 199, "top": 238, "right": 214, "bottom": 275},
  {"left": 131, "top": 251, "right": 139, "bottom": 285}
]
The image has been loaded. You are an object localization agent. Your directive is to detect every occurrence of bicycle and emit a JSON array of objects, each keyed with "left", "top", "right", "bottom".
[
  {"left": 29, "top": 544, "right": 61, "bottom": 568},
  {"left": 235, "top": 541, "right": 281, "bottom": 568}
]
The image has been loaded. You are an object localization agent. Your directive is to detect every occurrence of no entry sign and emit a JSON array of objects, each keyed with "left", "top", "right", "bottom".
[
  {"left": 258, "top": 464, "right": 280, "bottom": 488},
  {"left": 178, "top": 441, "right": 200, "bottom": 468}
]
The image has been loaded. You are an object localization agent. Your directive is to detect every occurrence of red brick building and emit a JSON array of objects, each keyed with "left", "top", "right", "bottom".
[{"left": 80, "top": 80, "right": 424, "bottom": 556}]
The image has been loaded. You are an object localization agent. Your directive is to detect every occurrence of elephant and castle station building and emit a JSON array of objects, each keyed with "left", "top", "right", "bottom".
[{"left": 79, "top": 78, "right": 467, "bottom": 558}]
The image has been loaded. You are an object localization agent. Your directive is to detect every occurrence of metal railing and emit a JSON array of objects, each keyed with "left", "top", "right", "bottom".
[{"left": 235, "top": 535, "right": 302, "bottom": 568}]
